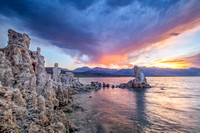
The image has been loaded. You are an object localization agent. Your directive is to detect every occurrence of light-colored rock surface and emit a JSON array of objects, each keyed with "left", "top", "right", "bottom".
[
  {"left": 118, "top": 66, "right": 150, "bottom": 88},
  {"left": 132, "top": 66, "right": 150, "bottom": 88},
  {"left": 0, "top": 29, "right": 93, "bottom": 132}
]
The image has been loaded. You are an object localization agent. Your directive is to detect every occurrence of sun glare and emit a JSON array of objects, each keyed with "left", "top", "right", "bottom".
[
  {"left": 100, "top": 55, "right": 127, "bottom": 66},
  {"left": 148, "top": 60, "right": 191, "bottom": 69}
]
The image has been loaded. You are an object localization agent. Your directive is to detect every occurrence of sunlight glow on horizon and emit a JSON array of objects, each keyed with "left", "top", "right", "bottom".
[
  {"left": 0, "top": 0, "right": 200, "bottom": 70},
  {"left": 147, "top": 60, "right": 191, "bottom": 69}
]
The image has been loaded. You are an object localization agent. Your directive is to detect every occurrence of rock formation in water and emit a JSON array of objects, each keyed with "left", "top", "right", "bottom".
[
  {"left": 0, "top": 29, "right": 100, "bottom": 132},
  {"left": 118, "top": 66, "right": 150, "bottom": 88},
  {"left": 132, "top": 66, "right": 150, "bottom": 88},
  {"left": 103, "top": 82, "right": 106, "bottom": 88}
]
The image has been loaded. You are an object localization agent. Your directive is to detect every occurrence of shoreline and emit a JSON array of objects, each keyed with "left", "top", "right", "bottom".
[
  {"left": 75, "top": 75, "right": 200, "bottom": 78},
  {"left": 0, "top": 29, "right": 101, "bottom": 133}
]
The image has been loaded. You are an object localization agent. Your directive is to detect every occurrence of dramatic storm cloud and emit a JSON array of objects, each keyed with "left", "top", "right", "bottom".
[{"left": 0, "top": 0, "right": 200, "bottom": 68}]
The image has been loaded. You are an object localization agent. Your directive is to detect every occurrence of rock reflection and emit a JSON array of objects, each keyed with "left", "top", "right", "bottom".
[
  {"left": 69, "top": 77, "right": 200, "bottom": 133},
  {"left": 132, "top": 89, "right": 149, "bottom": 132}
]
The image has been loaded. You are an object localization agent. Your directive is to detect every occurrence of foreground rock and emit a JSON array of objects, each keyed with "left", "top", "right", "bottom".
[
  {"left": 118, "top": 66, "right": 151, "bottom": 89},
  {"left": 0, "top": 29, "right": 100, "bottom": 132}
]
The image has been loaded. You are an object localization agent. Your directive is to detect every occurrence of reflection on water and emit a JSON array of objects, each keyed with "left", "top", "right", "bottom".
[{"left": 69, "top": 77, "right": 200, "bottom": 133}]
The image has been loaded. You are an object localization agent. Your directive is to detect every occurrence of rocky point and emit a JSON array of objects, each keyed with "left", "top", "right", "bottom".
[{"left": 0, "top": 29, "right": 101, "bottom": 132}]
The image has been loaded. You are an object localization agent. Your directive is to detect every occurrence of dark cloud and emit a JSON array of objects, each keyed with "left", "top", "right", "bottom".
[
  {"left": 106, "top": 0, "right": 133, "bottom": 7},
  {"left": 0, "top": 0, "right": 200, "bottom": 66},
  {"left": 170, "top": 33, "right": 180, "bottom": 36},
  {"left": 59, "top": 0, "right": 95, "bottom": 10},
  {"left": 137, "top": 0, "right": 181, "bottom": 10},
  {"left": 0, "top": 0, "right": 100, "bottom": 56}
]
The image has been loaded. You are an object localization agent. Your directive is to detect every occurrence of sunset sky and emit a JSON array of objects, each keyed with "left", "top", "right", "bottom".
[{"left": 0, "top": 0, "right": 200, "bottom": 70}]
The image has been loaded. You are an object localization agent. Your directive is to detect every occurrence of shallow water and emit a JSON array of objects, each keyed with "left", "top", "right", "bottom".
[{"left": 69, "top": 77, "right": 200, "bottom": 133}]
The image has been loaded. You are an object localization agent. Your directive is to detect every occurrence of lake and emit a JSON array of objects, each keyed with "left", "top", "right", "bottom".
[{"left": 69, "top": 77, "right": 200, "bottom": 133}]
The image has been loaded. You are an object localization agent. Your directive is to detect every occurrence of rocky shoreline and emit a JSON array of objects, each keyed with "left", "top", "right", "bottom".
[
  {"left": 0, "top": 29, "right": 150, "bottom": 132},
  {"left": 0, "top": 29, "right": 101, "bottom": 132}
]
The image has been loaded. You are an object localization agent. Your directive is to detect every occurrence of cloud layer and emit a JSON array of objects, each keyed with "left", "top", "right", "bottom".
[{"left": 0, "top": 0, "right": 200, "bottom": 68}]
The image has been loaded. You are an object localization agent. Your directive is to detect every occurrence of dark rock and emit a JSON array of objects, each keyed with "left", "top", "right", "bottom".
[
  {"left": 103, "top": 82, "right": 106, "bottom": 87},
  {"left": 106, "top": 84, "right": 110, "bottom": 88}
]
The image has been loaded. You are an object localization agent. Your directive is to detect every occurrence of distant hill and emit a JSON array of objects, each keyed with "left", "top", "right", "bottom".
[
  {"left": 45, "top": 67, "right": 126, "bottom": 77},
  {"left": 140, "top": 67, "right": 200, "bottom": 76},
  {"left": 73, "top": 66, "right": 91, "bottom": 72},
  {"left": 45, "top": 66, "right": 200, "bottom": 77},
  {"left": 115, "top": 69, "right": 134, "bottom": 76}
]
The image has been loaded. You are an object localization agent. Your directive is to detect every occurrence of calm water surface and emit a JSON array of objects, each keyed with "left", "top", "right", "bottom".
[{"left": 69, "top": 77, "right": 200, "bottom": 133}]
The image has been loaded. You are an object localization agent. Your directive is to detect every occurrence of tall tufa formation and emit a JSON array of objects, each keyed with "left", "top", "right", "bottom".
[
  {"left": 0, "top": 29, "right": 80, "bottom": 132},
  {"left": 132, "top": 66, "right": 150, "bottom": 88},
  {"left": 118, "top": 66, "right": 151, "bottom": 88}
]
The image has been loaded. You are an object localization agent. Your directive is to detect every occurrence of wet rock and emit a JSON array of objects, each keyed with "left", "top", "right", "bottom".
[
  {"left": 71, "top": 104, "right": 84, "bottom": 112},
  {"left": 103, "top": 82, "right": 106, "bottom": 88},
  {"left": 127, "top": 80, "right": 133, "bottom": 88},
  {"left": 90, "top": 82, "right": 101, "bottom": 90},
  {"left": 68, "top": 120, "right": 80, "bottom": 132},
  {"left": 161, "top": 88, "right": 165, "bottom": 90},
  {"left": 63, "top": 107, "right": 73, "bottom": 113},
  {"left": 106, "top": 84, "right": 110, "bottom": 88}
]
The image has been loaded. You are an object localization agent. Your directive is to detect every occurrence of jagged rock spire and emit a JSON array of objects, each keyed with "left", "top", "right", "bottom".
[
  {"left": 8, "top": 29, "right": 30, "bottom": 50},
  {"left": 0, "top": 29, "right": 79, "bottom": 132},
  {"left": 133, "top": 66, "right": 150, "bottom": 88},
  {"left": 117, "top": 66, "right": 150, "bottom": 88}
]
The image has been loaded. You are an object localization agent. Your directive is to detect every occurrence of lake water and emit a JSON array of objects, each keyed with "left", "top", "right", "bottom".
[{"left": 69, "top": 77, "right": 200, "bottom": 133}]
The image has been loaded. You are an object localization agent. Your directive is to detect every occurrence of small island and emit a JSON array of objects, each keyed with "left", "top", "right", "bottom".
[{"left": 118, "top": 66, "right": 151, "bottom": 89}]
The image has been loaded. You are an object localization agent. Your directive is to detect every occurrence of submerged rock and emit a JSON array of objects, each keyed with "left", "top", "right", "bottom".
[
  {"left": 118, "top": 66, "right": 150, "bottom": 89},
  {"left": 103, "top": 82, "right": 106, "bottom": 88},
  {"left": 106, "top": 83, "right": 110, "bottom": 88},
  {"left": 91, "top": 82, "right": 101, "bottom": 89}
]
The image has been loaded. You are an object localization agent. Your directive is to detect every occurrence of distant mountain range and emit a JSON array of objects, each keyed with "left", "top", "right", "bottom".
[{"left": 45, "top": 66, "right": 200, "bottom": 77}]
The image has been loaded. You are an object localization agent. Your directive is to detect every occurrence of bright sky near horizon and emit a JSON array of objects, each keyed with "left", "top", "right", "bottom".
[{"left": 0, "top": 0, "right": 200, "bottom": 70}]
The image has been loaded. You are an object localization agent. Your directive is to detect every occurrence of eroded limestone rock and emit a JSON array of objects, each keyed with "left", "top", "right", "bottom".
[
  {"left": 0, "top": 29, "right": 76, "bottom": 133},
  {"left": 118, "top": 66, "right": 150, "bottom": 89},
  {"left": 0, "top": 29, "right": 104, "bottom": 133},
  {"left": 132, "top": 66, "right": 150, "bottom": 88}
]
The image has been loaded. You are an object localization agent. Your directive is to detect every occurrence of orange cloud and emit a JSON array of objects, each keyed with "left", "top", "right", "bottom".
[
  {"left": 148, "top": 59, "right": 191, "bottom": 69},
  {"left": 91, "top": 20, "right": 200, "bottom": 68},
  {"left": 100, "top": 55, "right": 127, "bottom": 66},
  {"left": 82, "top": 4, "right": 200, "bottom": 69}
]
